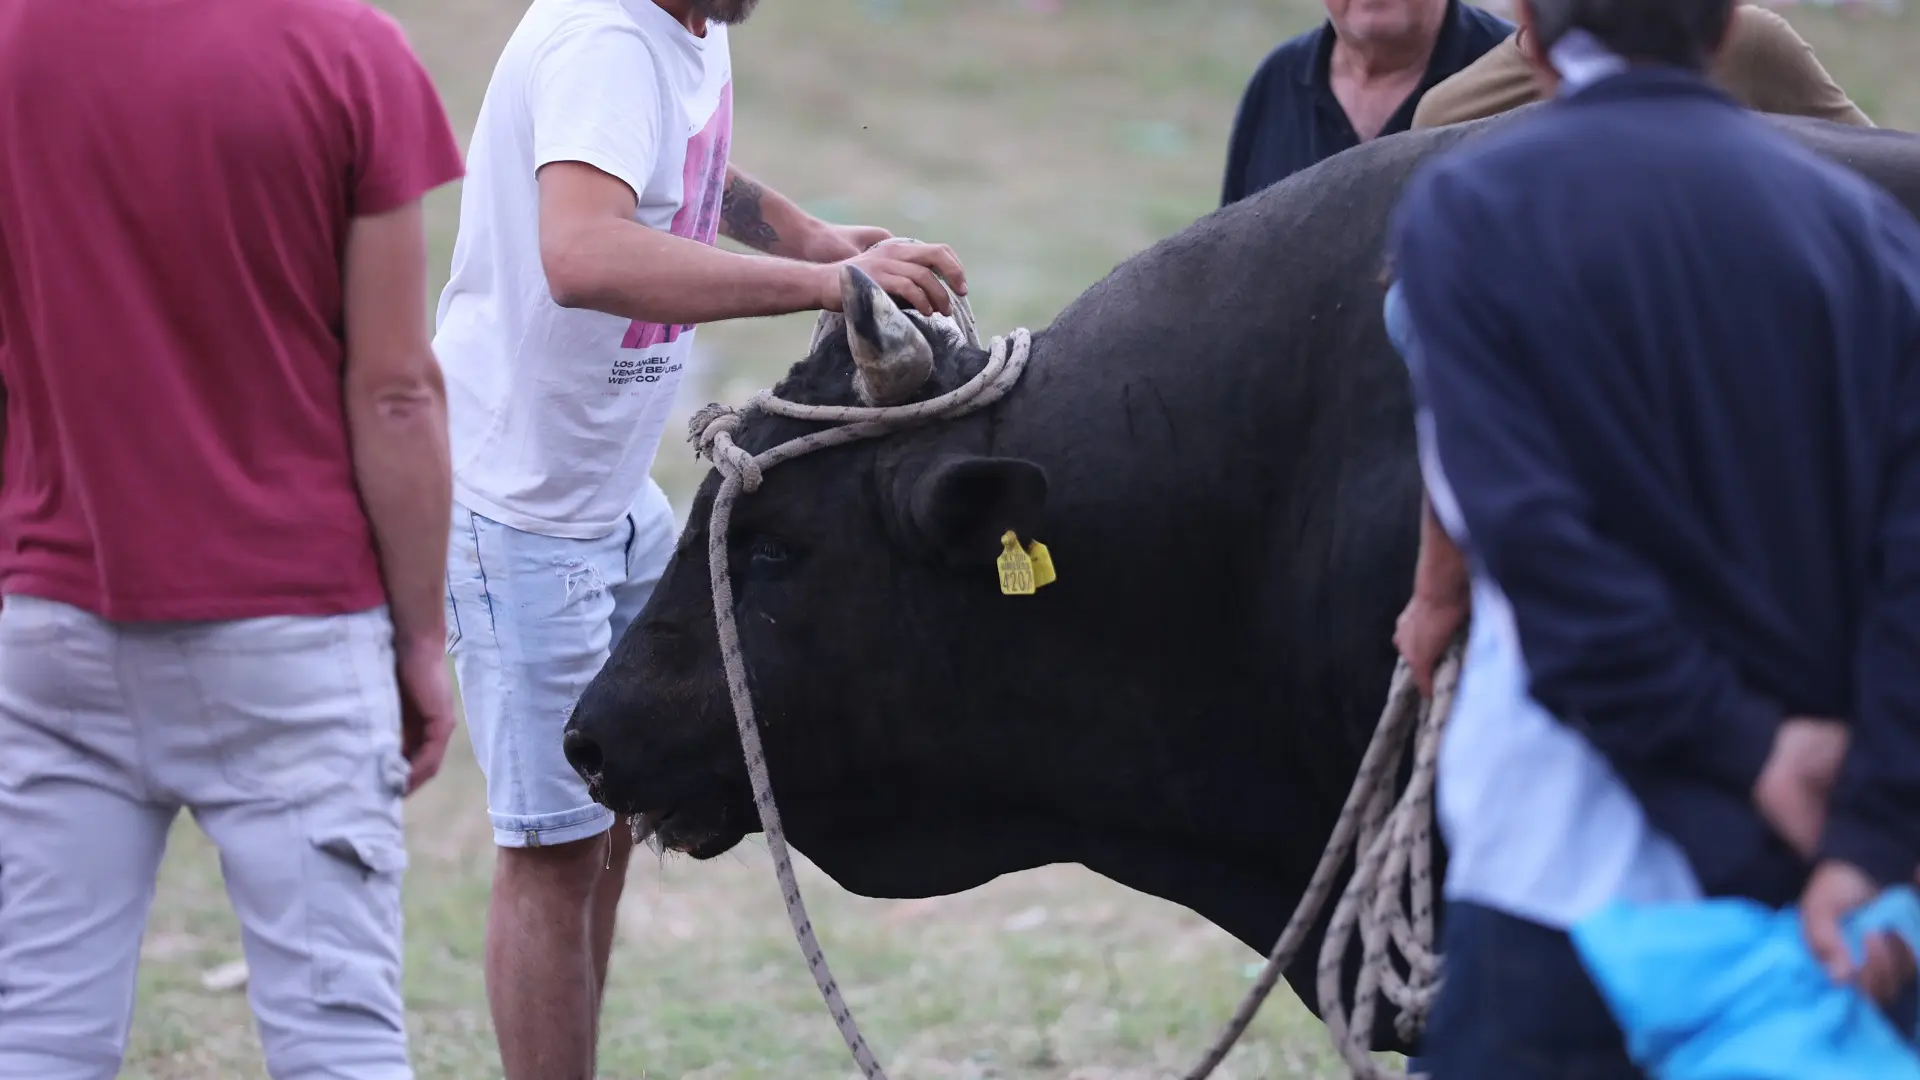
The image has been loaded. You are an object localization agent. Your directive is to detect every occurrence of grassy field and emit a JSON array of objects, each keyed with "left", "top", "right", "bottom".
[{"left": 123, "top": 2, "right": 1920, "bottom": 1077}]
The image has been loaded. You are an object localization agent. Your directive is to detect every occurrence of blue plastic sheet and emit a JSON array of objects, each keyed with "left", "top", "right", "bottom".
[{"left": 1569, "top": 885, "right": 1920, "bottom": 1079}]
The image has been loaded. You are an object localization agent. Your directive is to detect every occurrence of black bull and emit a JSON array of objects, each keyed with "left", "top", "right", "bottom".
[{"left": 564, "top": 107, "right": 1920, "bottom": 1052}]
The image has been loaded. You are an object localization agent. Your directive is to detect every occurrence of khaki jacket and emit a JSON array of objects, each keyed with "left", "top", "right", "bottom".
[{"left": 1411, "top": 6, "right": 1871, "bottom": 130}]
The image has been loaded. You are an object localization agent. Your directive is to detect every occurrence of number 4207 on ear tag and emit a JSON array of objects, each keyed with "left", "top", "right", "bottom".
[{"left": 997, "top": 531, "right": 1057, "bottom": 595}]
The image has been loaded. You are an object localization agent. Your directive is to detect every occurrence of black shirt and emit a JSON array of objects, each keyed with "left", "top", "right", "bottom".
[{"left": 1220, "top": 0, "right": 1512, "bottom": 206}]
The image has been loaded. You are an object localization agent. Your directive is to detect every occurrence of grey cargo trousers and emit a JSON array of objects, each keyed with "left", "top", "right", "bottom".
[{"left": 0, "top": 595, "right": 413, "bottom": 1079}]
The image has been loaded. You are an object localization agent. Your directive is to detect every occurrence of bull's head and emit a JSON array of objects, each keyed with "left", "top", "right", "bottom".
[{"left": 561, "top": 277, "right": 1052, "bottom": 893}]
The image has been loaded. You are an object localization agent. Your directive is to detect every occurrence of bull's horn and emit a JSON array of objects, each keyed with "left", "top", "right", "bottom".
[{"left": 842, "top": 265, "right": 934, "bottom": 406}]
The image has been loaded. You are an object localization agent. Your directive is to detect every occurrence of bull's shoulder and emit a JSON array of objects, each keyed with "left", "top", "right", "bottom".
[
  {"left": 1041, "top": 106, "right": 1920, "bottom": 381},
  {"left": 1761, "top": 114, "right": 1920, "bottom": 215},
  {"left": 1046, "top": 110, "right": 1528, "bottom": 342}
]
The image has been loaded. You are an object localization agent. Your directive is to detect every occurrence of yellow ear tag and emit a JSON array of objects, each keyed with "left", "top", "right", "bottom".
[
  {"left": 997, "top": 531, "right": 1036, "bottom": 596},
  {"left": 1025, "top": 539, "right": 1057, "bottom": 588}
]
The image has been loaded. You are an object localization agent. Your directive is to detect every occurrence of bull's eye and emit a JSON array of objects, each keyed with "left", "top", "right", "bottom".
[{"left": 747, "top": 536, "right": 791, "bottom": 568}]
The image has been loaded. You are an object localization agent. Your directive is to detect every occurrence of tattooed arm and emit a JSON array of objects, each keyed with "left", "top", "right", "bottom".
[
  {"left": 540, "top": 160, "right": 966, "bottom": 321},
  {"left": 719, "top": 167, "right": 787, "bottom": 253},
  {"left": 721, "top": 165, "right": 891, "bottom": 263}
]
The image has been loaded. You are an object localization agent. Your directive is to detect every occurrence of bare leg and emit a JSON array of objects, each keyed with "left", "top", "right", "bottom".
[
  {"left": 486, "top": 824, "right": 632, "bottom": 1080},
  {"left": 589, "top": 823, "right": 634, "bottom": 1003}
]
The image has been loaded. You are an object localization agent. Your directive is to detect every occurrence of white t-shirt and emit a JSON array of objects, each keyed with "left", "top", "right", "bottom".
[{"left": 434, "top": 0, "right": 733, "bottom": 538}]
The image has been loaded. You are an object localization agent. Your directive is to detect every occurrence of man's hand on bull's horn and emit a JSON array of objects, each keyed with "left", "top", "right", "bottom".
[{"left": 816, "top": 240, "right": 968, "bottom": 318}]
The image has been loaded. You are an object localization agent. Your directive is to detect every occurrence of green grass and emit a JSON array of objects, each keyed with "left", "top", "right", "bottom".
[{"left": 122, "top": 2, "right": 1920, "bottom": 1077}]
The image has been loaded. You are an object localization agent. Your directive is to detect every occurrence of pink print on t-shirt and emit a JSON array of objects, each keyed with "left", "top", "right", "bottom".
[{"left": 622, "top": 82, "right": 733, "bottom": 351}]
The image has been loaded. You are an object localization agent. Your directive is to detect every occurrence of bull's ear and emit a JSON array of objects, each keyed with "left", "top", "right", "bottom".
[{"left": 903, "top": 455, "right": 1048, "bottom": 565}]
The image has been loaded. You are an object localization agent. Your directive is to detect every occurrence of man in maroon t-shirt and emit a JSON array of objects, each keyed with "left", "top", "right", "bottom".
[{"left": 0, "top": 1, "right": 465, "bottom": 1076}]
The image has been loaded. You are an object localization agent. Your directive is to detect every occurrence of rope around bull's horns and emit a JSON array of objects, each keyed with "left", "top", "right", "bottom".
[{"left": 682, "top": 238, "right": 1461, "bottom": 1079}]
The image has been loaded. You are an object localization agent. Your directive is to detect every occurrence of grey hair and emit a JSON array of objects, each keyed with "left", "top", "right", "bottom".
[{"left": 1526, "top": 0, "right": 1735, "bottom": 68}]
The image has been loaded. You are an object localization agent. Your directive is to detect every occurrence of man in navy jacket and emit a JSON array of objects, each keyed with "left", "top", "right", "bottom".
[{"left": 1388, "top": 0, "right": 1920, "bottom": 1072}]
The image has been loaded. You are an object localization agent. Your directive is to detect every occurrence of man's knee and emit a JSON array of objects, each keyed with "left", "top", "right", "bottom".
[
  {"left": 246, "top": 873, "right": 410, "bottom": 1080},
  {"left": 495, "top": 829, "right": 628, "bottom": 898},
  {"left": 237, "top": 795, "right": 410, "bottom": 1079},
  {"left": 0, "top": 1049, "right": 124, "bottom": 1080}
]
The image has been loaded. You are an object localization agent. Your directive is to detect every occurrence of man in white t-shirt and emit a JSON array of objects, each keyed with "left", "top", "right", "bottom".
[{"left": 432, "top": 0, "right": 968, "bottom": 1074}]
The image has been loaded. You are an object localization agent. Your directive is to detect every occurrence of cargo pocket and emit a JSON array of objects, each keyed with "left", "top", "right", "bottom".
[{"left": 306, "top": 828, "right": 408, "bottom": 1032}]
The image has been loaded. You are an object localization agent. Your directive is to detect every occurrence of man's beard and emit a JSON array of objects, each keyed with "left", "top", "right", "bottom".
[{"left": 693, "top": 0, "right": 759, "bottom": 23}]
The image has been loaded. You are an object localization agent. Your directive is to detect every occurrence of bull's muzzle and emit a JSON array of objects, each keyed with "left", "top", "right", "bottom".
[{"left": 562, "top": 725, "right": 605, "bottom": 789}]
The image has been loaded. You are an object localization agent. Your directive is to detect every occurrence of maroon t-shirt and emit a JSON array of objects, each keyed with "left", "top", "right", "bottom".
[{"left": 0, "top": 0, "right": 465, "bottom": 621}]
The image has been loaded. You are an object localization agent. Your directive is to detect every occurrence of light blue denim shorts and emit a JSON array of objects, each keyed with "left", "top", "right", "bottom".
[{"left": 444, "top": 479, "right": 677, "bottom": 848}]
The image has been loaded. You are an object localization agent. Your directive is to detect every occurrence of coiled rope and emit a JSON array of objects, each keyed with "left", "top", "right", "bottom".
[{"left": 683, "top": 247, "right": 1460, "bottom": 1078}]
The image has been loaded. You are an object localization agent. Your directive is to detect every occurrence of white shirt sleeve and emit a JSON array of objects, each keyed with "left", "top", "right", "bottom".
[{"left": 527, "top": 22, "right": 662, "bottom": 202}]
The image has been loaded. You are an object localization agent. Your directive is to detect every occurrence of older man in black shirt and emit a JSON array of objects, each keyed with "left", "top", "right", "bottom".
[{"left": 1222, "top": 0, "right": 1511, "bottom": 205}]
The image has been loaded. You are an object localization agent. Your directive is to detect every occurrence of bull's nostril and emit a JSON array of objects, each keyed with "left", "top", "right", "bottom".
[{"left": 563, "top": 727, "right": 604, "bottom": 782}]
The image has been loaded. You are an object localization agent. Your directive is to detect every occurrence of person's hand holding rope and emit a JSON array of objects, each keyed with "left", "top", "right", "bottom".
[
  {"left": 1396, "top": 595, "right": 1466, "bottom": 699},
  {"left": 1395, "top": 499, "right": 1470, "bottom": 699}
]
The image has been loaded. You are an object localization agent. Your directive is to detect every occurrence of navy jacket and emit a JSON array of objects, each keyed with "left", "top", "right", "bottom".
[
  {"left": 1392, "top": 70, "right": 1920, "bottom": 900},
  {"left": 1221, "top": 0, "right": 1510, "bottom": 207}
]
